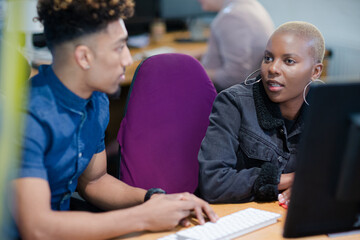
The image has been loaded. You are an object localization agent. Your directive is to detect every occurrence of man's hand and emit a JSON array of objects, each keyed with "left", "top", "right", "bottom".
[{"left": 140, "top": 192, "right": 218, "bottom": 232}]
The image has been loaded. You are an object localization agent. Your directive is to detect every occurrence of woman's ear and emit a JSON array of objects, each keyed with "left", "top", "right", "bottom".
[
  {"left": 311, "top": 63, "right": 323, "bottom": 81},
  {"left": 74, "top": 45, "right": 92, "bottom": 70}
]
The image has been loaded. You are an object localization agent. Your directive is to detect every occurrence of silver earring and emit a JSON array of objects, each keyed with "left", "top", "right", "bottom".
[
  {"left": 303, "top": 79, "right": 325, "bottom": 106},
  {"left": 85, "top": 65, "right": 90, "bottom": 70},
  {"left": 244, "top": 69, "right": 262, "bottom": 85}
]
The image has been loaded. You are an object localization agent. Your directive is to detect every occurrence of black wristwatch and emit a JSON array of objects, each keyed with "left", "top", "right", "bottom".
[{"left": 144, "top": 188, "right": 166, "bottom": 202}]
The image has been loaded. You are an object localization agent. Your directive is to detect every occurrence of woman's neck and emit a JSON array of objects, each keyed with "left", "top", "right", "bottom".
[{"left": 279, "top": 100, "right": 303, "bottom": 120}]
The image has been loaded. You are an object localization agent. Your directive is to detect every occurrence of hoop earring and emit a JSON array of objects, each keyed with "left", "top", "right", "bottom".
[
  {"left": 244, "top": 69, "right": 262, "bottom": 85},
  {"left": 303, "top": 79, "right": 325, "bottom": 106}
]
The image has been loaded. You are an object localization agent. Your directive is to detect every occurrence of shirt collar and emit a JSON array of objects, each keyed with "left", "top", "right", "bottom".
[
  {"left": 252, "top": 80, "right": 307, "bottom": 131},
  {"left": 39, "top": 65, "right": 90, "bottom": 112}
]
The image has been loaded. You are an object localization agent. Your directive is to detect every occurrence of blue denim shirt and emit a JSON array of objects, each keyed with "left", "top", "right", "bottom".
[
  {"left": 198, "top": 82, "right": 306, "bottom": 203},
  {"left": 20, "top": 65, "right": 109, "bottom": 210}
]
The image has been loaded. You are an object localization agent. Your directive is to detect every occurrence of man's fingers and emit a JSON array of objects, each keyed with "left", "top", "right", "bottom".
[
  {"left": 179, "top": 218, "right": 191, "bottom": 227},
  {"left": 200, "top": 201, "right": 219, "bottom": 222},
  {"left": 164, "top": 193, "right": 219, "bottom": 225},
  {"left": 180, "top": 194, "right": 219, "bottom": 223},
  {"left": 193, "top": 207, "right": 205, "bottom": 225}
]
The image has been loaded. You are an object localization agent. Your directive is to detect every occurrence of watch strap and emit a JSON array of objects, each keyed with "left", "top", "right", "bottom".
[{"left": 144, "top": 188, "right": 166, "bottom": 202}]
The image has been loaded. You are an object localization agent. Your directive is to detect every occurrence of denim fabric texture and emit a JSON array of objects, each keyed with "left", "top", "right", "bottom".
[
  {"left": 20, "top": 65, "right": 109, "bottom": 210},
  {"left": 198, "top": 82, "right": 306, "bottom": 203}
]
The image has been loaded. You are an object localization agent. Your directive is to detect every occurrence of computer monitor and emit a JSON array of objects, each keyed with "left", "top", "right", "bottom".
[
  {"left": 124, "top": 0, "right": 159, "bottom": 36},
  {"left": 125, "top": 0, "right": 215, "bottom": 36},
  {"left": 283, "top": 82, "right": 360, "bottom": 238},
  {"left": 159, "top": 0, "right": 207, "bottom": 19}
]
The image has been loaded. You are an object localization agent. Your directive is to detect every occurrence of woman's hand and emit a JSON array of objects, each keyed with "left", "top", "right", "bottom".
[
  {"left": 278, "top": 172, "right": 295, "bottom": 191},
  {"left": 278, "top": 172, "right": 294, "bottom": 209},
  {"left": 278, "top": 187, "right": 291, "bottom": 209}
]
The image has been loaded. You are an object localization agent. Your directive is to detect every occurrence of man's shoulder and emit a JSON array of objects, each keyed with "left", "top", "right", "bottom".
[
  {"left": 216, "top": 0, "right": 273, "bottom": 30},
  {"left": 213, "top": 5, "right": 256, "bottom": 33},
  {"left": 27, "top": 74, "right": 56, "bottom": 116}
]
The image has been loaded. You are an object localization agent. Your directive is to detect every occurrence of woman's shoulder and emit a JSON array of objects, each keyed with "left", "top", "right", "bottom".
[
  {"left": 213, "top": 83, "right": 255, "bottom": 110},
  {"left": 220, "top": 83, "right": 253, "bottom": 98}
]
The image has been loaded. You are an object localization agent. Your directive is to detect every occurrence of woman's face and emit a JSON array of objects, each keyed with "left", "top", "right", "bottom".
[{"left": 260, "top": 32, "right": 322, "bottom": 109}]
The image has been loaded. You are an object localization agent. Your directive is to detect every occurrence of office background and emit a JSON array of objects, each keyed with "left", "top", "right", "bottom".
[
  {"left": 257, "top": 0, "right": 360, "bottom": 81},
  {"left": 1, "top": 0, "right": 359, "bottom": 81},
  {"left": 1, "top": 2, "right": 360, "bottom": 238}
]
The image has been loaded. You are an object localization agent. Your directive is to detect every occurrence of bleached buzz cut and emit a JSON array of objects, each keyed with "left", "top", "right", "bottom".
[{"left": 274, "top": 21, "right": 325, "bottom": 63}]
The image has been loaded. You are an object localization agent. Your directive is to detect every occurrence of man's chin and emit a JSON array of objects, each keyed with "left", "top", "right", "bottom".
[{"left": 107, "top": 86, "right": 121, "bottom": 99}]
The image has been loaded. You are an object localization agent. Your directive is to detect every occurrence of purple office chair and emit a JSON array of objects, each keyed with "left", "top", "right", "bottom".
[{"left": 116, "top": 53, "right": 217, "bottom": 193}]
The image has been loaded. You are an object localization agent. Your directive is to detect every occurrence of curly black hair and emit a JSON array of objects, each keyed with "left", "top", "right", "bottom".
[{"left": 37, "top": 0, "right": 135, "bottom": 50}]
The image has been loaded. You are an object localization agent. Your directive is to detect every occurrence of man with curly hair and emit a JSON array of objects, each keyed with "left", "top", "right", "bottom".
[{"left": 12, "top": 0, "right": 218, "bottom": 239}]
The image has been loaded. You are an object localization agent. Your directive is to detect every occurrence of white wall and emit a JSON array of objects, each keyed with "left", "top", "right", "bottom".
[{"left": 258, "top": 0, "right": 360, "bottom": 81}]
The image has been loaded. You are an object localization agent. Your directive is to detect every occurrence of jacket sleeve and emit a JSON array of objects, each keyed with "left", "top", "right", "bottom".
[{"left": 198, "top": 90, "right": 278, "bottom": 203}]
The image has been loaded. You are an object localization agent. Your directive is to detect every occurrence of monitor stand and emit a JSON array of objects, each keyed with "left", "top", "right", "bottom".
[{"left": 328, "top": 229, "right": 360, "bottom": 238}]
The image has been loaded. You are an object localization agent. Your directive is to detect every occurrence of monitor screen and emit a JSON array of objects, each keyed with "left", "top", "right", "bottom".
[
  {"left": 159, "top": 0, "right": 207, "bottom": 19},
  {"left": 283, "top": 82, "right": 360, "bottom": 238},
  {"left": 124, "top": 0, "right": 159, "bottom": 36},
  {"left": 125, "top": 0, "right": 215, "bottom": 35}
]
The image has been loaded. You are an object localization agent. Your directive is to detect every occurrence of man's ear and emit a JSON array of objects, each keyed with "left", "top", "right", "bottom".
[
  {"left": 74, "top": 45, "right": 92, "bottom": 70},
  {"left": 311, "top": 63, "right": 323, "bottom": 81}
]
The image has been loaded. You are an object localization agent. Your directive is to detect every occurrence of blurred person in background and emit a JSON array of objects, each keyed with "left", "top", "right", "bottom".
[{"left": 198, "top": 0, "right": 274, "bottom": 92}]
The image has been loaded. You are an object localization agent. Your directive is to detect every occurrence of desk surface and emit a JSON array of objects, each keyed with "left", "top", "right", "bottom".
[
  {"left": 116, "top": 202, "right": 360, "bottom": 240},
  {"left": 123, "top": 31, "right": 208, "bottom": 86}
]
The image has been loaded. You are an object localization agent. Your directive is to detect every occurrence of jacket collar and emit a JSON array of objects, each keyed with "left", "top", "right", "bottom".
[
  {"left": 253, "top": 81, "right": 283, "bottom": 130},
  {"left": 252, "top": 81, "right": 307, "bottom": 132}
]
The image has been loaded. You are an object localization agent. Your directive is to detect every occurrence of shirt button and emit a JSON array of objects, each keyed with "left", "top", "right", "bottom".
[
  {"left": 279, "top": 128, "right": 284, "bottom": 135},
  {"left": 78, "top": 152, "right": 82, "bottom": 158},
  {"left": 69, "top": 180, "right": 73, "bottom": 185}
]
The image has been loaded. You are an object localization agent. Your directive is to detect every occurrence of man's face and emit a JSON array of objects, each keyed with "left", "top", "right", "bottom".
[
  {"left": 260, "top": 32, "right": 319, "bottom": 109},
  {"left": 85, "top": 19, "right": 133, "bottom": 95}
]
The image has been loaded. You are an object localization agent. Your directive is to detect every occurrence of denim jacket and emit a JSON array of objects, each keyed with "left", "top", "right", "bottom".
[{"left": 198, "top": 81, "right": 306, "bottom": 203}]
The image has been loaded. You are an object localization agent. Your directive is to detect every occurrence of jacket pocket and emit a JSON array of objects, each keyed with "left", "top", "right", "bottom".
[{"left": 238, "top": 130, "right": 278, "bottom": 163}]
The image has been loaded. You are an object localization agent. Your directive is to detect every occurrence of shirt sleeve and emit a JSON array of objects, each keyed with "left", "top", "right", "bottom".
[
  {"left": 19, "top": 112, "right": 49, "bottom": 180},
  {"left": 198, "top": 90, "right": 261, "bottom": 203},
  {"left": 95, "top": 132, "right": 105, "bottom": 154},
  {"left": 94, "top": 92, "right": 109, "bottom": 154}
]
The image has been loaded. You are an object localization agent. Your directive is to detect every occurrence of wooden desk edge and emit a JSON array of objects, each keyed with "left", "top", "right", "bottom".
[{"left": 115, "top": 201, "right": 360, "bottom": 240}]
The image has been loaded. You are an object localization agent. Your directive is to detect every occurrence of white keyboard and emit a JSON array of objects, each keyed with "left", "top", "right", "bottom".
[{"left": 158, "top": 208, "right": 281, "bottom": 240}]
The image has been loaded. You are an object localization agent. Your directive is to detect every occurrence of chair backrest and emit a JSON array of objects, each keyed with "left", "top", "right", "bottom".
[{"left": 117, "top": 53, "right": 217, "bottom": 193}]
